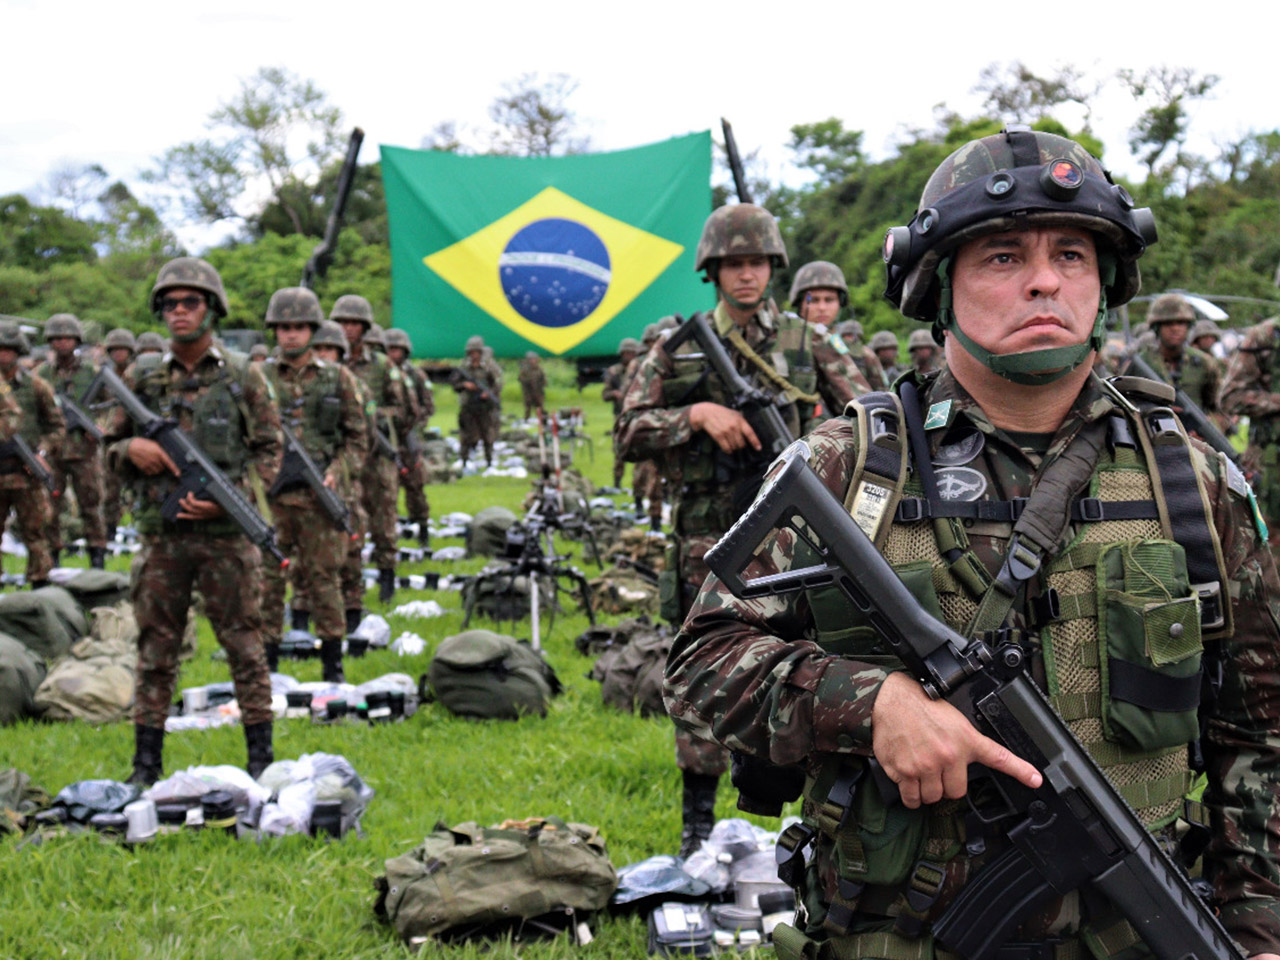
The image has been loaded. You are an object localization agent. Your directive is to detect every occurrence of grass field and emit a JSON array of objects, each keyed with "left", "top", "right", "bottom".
[{"left": 0, "top": 359, "right": 786, "bottom": 960}]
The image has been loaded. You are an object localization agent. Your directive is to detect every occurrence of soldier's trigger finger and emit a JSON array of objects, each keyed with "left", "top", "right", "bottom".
[
  {"left": 970, "top": 730, "right": 1042, "bottom": 791},
  {"left": 740, "top": 418, "right": 761, "bottom": 452}
]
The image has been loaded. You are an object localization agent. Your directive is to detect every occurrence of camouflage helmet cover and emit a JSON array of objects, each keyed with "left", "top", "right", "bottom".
[
  {"left": 618, "top": 337, "right": 641, "bottom": 355},
  {"left": 362, "top": 324, "right": 387, "bottom": 350},
  {"left": 104, "top": 327, "right": 137, "bottom": 352},
  {"left": 884, "top": 127, "right": 1157, "bottom": 321},
  {"left": 465, "top": 335, "right": 485, "bottom": 353},
  {"left": 641, "top": 323, "right": 660, "bottom": 345},
  {"left": 328, "top": 294, "right": 375, "bottom": 326},
  {"left": 135, "top": 331, "right": 165, "bottom": 353},
  {"left": 1147, "top": 293, "right": 1197, "bottom": 325},
  {"left": 1190, "top": 318, "right": 1223, "bottom": 342},
  {"left": 908, "top": 328, "right": 937, "bottom": 351},
  {"left": 385, "top": 328, "right": 413, "bottom": 352},
  {"left": 694, "top": 203, "right": 789, "bottom": 273},
  {"left": 311, "top": 320, "right": 349, "bottom": 358},
  {"left": 248, "top": 343, "right": 270, "bottom": 360},
  {"left": 150, "top": 257, "right": 229, "bottom": 318},
  {"left": 869, "top": 330, "right": 900, "bottom": 352},
  {"left": 835, "top": 319, "right": 863, "bottom": 340},
  {"left": 0, "top": 321, "right": 31, "bottom": 356},
  {"left": 789, "top": 261, "right": 848, "bottom": 306},
  {"left": 265, "top": 287, "right": 325, "bottom": 328},
  {"left": 44, "top": 313, "right": 84, "bottom": 341}
]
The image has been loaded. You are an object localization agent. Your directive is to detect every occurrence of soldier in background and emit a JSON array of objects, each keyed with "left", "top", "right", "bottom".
[
  {"left": 135, "top": 331, "right": 165, "bottom": 357},
  {"left": 907, "top": 327, "right": 942, "bottom": 373},
  {"left": 37, "top": 314, "right": 107, "bottom": 568},
  {"left": 248, "top": 343, "right": 269, "bottom": 363},
  {"left": 627, "top": 324, "right": 666, "bottom": 526},
  {"left": 518, "top": 351, "right": 547, "bottom": 421},
  {"left": 100, "top": 328, "right": 136, "bottom": 538},
  {"left": 869, "top": 329, "right": 904, "bottom": 383},
  {"left": 103, "top": 328, "right": 135, "bottom": 375},
  {"left": 788, "top": 261, "right": 883, "bottom": 394},
  {"left": 1192, "top": 318, "right": 1225, "bottom": 356},
  {"left": 108, "top": 257, "right": 282, "bottom": 785},
  {"left": 602, "top": 337, "right": 641, "bottom": 490},
  {"left": 260, "top": 288, "right": 367, "bottom": 683},
  {"left": 330, "top": 297, "right": 409, "bottom": 606},
  {"left": 387, "top": 328, "right": 433, "bottom": 547},
  {"left": 1221, "top": 314, "right": 1280, "bottom": 544},
  {"left": 617, "top": 203, "right": 866, "bottom": 857},
  {"left": 1130, "top": 292, "right": 1226, "bottom": 429},
  {"left": 0, "top": 322, "right": 62, "bottom": 587},
  {"left": 451, "top": 335, "right": 503, "bottom": 469}
]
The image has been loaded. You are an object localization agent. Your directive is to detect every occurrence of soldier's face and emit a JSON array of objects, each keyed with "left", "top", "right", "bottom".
[
  {"left": 0, "top": 348, "right": 16, "bottom": 370},
  {"left": 340, "top": 320, "right": 365, "bottom": 345},
  {"left": 800, "top": 289, "right": 842, "bottom": 326},
  {"left": 275, "top": 322, "right": 312, "bottom": 353},
  {"left": 951, "top": 227, "right": 1100, "bottom": 360},
  {"left": 875, "top": 347, "right": 897, "bottom": 366},
  {"left": 466, "top": 349, "right": 482, "bottom": 364},
  {"left": 49, "top": 336, "right": 77, "bottom": 358},
  {"left": 388, "top": 347, "right": 407, "bottom": 364},
  {"left": 161, "top": 286, "right": 209, "bottom": 340},
  {"left": 314, "top": 346, "right": 343, "bottom": 363},
  {"left": 718, "top": 255, "right": 771, "bottom": 306},
  {"left": 1156, "top": 320, "right": 1190, "bottom": 351},
  {"left": 109, "top": 347, "right": 131, "bottom": 367}
]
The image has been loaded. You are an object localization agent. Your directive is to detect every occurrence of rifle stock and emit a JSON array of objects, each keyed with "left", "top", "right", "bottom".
[{"left": 704, "top": 441, "right": 1245, "bottom": 960}]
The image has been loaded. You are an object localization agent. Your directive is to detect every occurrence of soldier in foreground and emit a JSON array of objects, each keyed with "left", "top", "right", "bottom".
[
  {"left": 517, "top": 350, "right": 546, "bottom": 421},
  {"left": 37, "top": 313, "right": 108, "bottom": 568},
  {"left": 0, "top": 323, "right": 56, "bottom": 584},
  {"left": 1221, "top": 313, "right": 1280, "bottom": 544},
  {"left": 666, "top": 129, "right": 1280, "bottom": 959},
  {"left": 387, "top": 329, "right": 433, "bottom": 546},
  {"left": 111, "top": 257, "right": 282, "bottom": 785},
  {"left": 451, "top": 335, "right": 503, "bottom": 469},
  {"left": 617, "top": 203, "right": 866, "bottom": 857},
  {"left": 260, "top": 288, "right": 367, "bottom": 682}
]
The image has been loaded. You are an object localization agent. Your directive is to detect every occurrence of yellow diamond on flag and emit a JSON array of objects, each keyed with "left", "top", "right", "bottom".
[{"left": 423, "top": 187, "right": 683, "bottom": 355}]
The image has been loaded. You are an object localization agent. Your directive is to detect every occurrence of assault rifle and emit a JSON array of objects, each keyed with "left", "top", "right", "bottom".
[
  {"left": 1124, "top": 352, "right": 1243, "bottom": 468},
  {"left": 373, "top": 423, "right": 408, "bottom": 477},
  {"left": 83, "top": 365, "right": 287, "bottom": 567},
  {"left": 0, "top": 435, "right": 57, "bottom": 494},
  {"left": 269, "top": 426, "right": 353, "bottom": 535},
  {"left": 705, "top": 441, "right": 1245, "bottom": 960},
  {"left": 301, "top": 127, "right": 364, "bottom": 290},
  {"left": 60, "top": 391, "right": 104, "bottom": 441},
  {"left": 721, "top": 117, "right": 753, "bottom": 204},
  {"left": 662, "top": 311, "right": 794, "bottom": 461}
]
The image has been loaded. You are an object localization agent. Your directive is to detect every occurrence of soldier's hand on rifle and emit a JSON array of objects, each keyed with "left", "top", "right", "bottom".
[
  {"left": 689, "top": 402, "right": 761, "bottom": 454},
  {"left": 462, "top": 381, "right": 477, "bottom": 391},
  {"left": 322, "top": 470, "right": 339, "bottom": 491},
  {"left": 871, "top": 671, "right": 1043, "bottom": 809},
  {"left": 175, "top": 490, "right": 224, "bottom": 521},
  {"left": 32, "top": 451, "right": 51, "bottom": 477},
  {"left": 127, "top": 438, "right": 181, "bottom": 477}
]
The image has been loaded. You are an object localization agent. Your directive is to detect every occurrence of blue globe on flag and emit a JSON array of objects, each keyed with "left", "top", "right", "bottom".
[{"left": 499, "top": 218, "right": 611, "bottom": 328}]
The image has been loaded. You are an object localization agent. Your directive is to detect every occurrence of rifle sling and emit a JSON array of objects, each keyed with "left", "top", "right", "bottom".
[{"left": 723, "top": 327, "right": 821, "bottom": 405}]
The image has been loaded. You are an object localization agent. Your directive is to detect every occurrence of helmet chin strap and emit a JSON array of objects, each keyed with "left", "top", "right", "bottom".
[
  {"left": 170, "top": 306, "right": 215, "bottom": 345},
  {"left": 932, "top": 254, "right": 1113, "bottom": 386},
  {"left": 282, "top": 344, "right": 309, "bottom": 361}
]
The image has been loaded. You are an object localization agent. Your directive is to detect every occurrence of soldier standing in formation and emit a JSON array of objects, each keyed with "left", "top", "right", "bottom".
[
  {"left": 907, "top": 326, "right": 943, "bottom": 373},
  {"left": 790, "top": 261, "right": 883, "bottom": 394},
  {"left": 37, "top": 313, "right": 107, "bottom": 568},
  {"left": 259, "top": 288, "right": 367, "bottom": 683},
  {"left": 111, "top": 257, "right": 282, "bottom": 786},
  {"left": 602, "top": 337, "right": 641, "bottom": 490},
  {"left": 616, "top": 203, "right": 867, "bottom": 856},
  {"left": 518, "top": 350, "right": 547, "bottom": 421},
  {"left": 666, "top": 129, "right": 1280, "bottom": 960},
  {"left": 136, "top": 331, "right": 165, "bottom": 357},
  {"left": 1221, "top": 313, "right": 1280, "bottom": 545},
  {"left": 451, "top": 335, "right": 503, "bottom": 469},
  {"left": 387, "top": 328, "right": 433, "bottom": 547},
  {"left": 1192, "top": 318, "right": 1225, "bottom": 356},
  {"left": 868, "top": 329, "right": 904, "bottom": 383},
  {"left": 1131, "top": 292, "right": 1226, "bottom": 429},
  {"left": 331, "top": 296, "right": 408, "bottom": 606},
  {"left": 99, "top": 328, "right": 136, "bottom": 539}
]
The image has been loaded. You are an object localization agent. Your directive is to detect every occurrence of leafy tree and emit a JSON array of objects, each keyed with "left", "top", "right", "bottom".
[
  {"left": 975, "top": 61, "right": 1097, "bottom": 124},
  {"left": 1118, "top": 66, "right": 1219, "bottom": 183},
  {"left": 788, "top": 118, "right": 866, "bottom": 188},
  {"left": 0, "top": 194, "right": 100, "bottom": 270},
  {"left": 488, "top": 73, "right": 589, "bottom": 157}
]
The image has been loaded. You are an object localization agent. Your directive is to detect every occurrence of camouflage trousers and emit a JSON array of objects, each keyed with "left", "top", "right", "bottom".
[
  {"left": 633, "top": 459, "right": 664, "bottom": 521},
  {"left": 0, "top": 478, "right": 54, "bottom": 582},
  {"left": 670, "top": 528, "right": 728, "bottom": 775},
  {"left": 103, "top": 465, "right": 127, "bottom": 535},
  {"left": 262, "top": 496, "right": 348, "bottom": 643},
  {"left": 676, "top": 728, "right": 729, "bottom": 776},
  {"left": 459, "top": 406, "right": 500, "bottom": 464},
  {"left": 48, "top": 453, "right": 107, "bottom": 549},
  {"left": 362, "top": 455, "right": 399, "bottom": 568},
  {"left": 401, "top": 455, "right": 430, "bottom": 526},
  {"left": 338, "top": 481, "right": 368, "bottom": 611},
  {"left": 521, "top": 387, "right": 545, "bottom": 421},
  {"left": 132, "top": 532, "right": 272, "bottom": 729}
]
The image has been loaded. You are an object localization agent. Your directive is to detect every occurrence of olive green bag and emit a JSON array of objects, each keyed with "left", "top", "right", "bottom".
[
  {"left": 424, "top": 630, "right": 561, "bottom": 720},
  {"left": 374, "top": 817, "right": 618, "bottom": 944}
]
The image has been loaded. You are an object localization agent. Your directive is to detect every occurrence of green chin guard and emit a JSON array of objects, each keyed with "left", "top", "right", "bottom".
[{"left": 932, "top": 253, "right": 1113, "bottom": 386}]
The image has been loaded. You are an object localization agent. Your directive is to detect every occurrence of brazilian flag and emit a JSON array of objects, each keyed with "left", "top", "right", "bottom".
[{"left": 381, "top": 132, "right": 711, "bottom": 357}]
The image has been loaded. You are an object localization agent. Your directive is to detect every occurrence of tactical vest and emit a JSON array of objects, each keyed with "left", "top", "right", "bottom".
[
  {"left": 1245, "top": 321, "right": 1280, "bottom": 447},
  {"left": 1142, "top": 347, "right": 1213, "bottom": 409},
  {"left": 774, "top": 314, "right": 824, "bottom": 431},
  {"left": 9, "top": 372, "right": 44, "bottom": 448},
  {"left": 264, "top": 358, "right": 344, "bottom": 464},
  {"left": 36, "top": 359, "right": 96, "bottom": 405},
  {"left": 785, "top": 381, "right": 1233, "bottom": 951}
]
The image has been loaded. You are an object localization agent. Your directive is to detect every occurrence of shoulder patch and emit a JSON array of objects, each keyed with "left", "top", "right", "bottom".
[
  {"left": 923, "top": 399, "right": 954, "bottom": 431},
  {"left": 1224, "top": 456, "right": 1250, "bottom": 501}
]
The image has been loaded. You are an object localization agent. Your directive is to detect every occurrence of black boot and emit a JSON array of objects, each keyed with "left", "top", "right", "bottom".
[
  {"left": 265, "top": 642, "right": 280, "bottom": 673},
  {"left": 650, "top": 517, "right": 662, "bottom": 533},
  {"left": 88, "top": 546, "right": 106, "bottom": 569},
  {"left": 244, "top": 721, "right": 274, "bottom": 780},
  {"left": 678, "top": 772, "right": 719, "bottom": 859},
  {"left": 379, "top": 568, "right": 396, "bottom": 604},
  {"left": 321, "top": 639, "right": 345, "bottom": 684},
  {"left": 345, "top": 608, "right": 363, "bottom": 635},
  {"left": 128, "top": 724, "right": 165, "bottom": 788},
  {"left": 291, "top": 608, "right": 310, "bottom": 632}
]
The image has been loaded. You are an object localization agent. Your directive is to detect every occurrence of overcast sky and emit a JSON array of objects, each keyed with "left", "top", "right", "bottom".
[{"left": 4, "top": 0, "right": 1271, "bottom": 251}]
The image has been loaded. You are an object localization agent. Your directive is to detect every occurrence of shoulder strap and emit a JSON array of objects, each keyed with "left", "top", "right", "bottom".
[
  {"left": 841, "top": 392, "right": 909, "bottom": 548},
  {"left": 723, "top": 326, "right": 821, "bottom": 405}
]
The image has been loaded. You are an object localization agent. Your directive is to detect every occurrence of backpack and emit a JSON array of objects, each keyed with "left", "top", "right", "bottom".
[
  {"left": 0, "top": 633, "right": 46, "bottom": 725},
  {"left": 424, "top": 630, "right": 561, "bottom": 720},
  {"left": 61, "top": 570, "right": 131, "bottom": 613},
  {"left": 588, "top": 563, "right": 660, "bottom": 616},
  {"left": 465, "top": 507, "right": 518, "bottom": 557},
  {"left": 0, "top": 587, "right": 87, "bottom": 662},
  {"left": 586, "top": 618, "right": 672, "bottom": 718},
  {"left": 374, "top": 817, "right": 617, "bottom": 944},
  {"left": 34, "top": 602, "right": 139, "bottom": 724},
  {"left": 461, "top": 562, "right": 557, "bottom": 623}
]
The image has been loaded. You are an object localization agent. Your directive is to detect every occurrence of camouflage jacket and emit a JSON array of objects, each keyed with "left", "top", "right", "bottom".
[
  {"left": 826, "top": 328, "right": 887, "bottom": 391},
  {"left": 1221, "top": 317, "right": 1280, "bottom": 425},
  {"left": 665, "top": 368, "right": 1280, "bottom": 953},
  {"left": 450, "top": 357, "right": 503, "bottom": 410},
  {"left": 35, "top": 354, "right": 98, "bottom": 461},
  {"left": 400, "top": 361, "right": 434, "bottom": 426},
  {"left": 346, "top": 345, "right": 410, "bottom": 443},
  {"left": 602, "top": 360, "right": 630, "bottom": 415},
  {"left": 263, "top": 353, "right": 368, "bottom": 505},
  {"left": 104, "top": 343, "right": 283, "bottom": 535},
  {"left": 0, "top": 369, "right": 65, "bottom": 490},
  {"left": 517, "top": 359, "right": 546, "bottom": 393},
  {"left": 1134, "top": 343, "right": 1224, "bottom": 418},
  {"left": 0, "top": 375, "right": 34, "bottom": 487}
]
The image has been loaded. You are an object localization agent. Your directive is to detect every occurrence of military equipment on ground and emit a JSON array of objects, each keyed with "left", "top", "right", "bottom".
[
  {"left": 269, "top": 426, "right": 353, "bottom": 535},
  {"left": 721, "top": 117, "right": 752, "bottom": 205},
  {"left": 83, "top": 365, "right": 287, "bottom": 567},
  {"left": 705, "top": 440, "right": 1245, "bottom": 960},
  {"left": 0, "top": 435, "right": 57, "bottom": 494},
  {"left": 301, "top": 127, "right": 365, "bottom": 291}
]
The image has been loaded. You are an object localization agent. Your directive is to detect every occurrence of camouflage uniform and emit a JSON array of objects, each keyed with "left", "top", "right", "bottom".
[
  {"left": 869, "top": 329, "right": 905, "bottom": 384},
  {"left": 100, "top": 328, "right": 136, "bottom": 537},
  {"left": 622, "top": 342, "right": 666, "bottom": 523},
  {"left": 1221, "top": 316, "right": 1280, "bottom": 542},
  {"left": 1132, "top": 341, "right": 1225, "bottom": 426},
  {"left": 451, "top": 339, "right": 504, "bottom": 466},
  {"left": 604, "top": 341, "right": 641, "bottom": 488},
  {"left": 389, "top": 330, "right": 433, "bottom": 534},
  {"left": 833, "top": 320, "right": 887, "bottom": 391},
  {"left": 0, "top": 360, "right": 64, "bottom": 584},
  {"left": 517, "top": 352, "right": 547, "bottom": 420},
  {"left": 908, "top": 327, "right": 943, "bottom": 374}
]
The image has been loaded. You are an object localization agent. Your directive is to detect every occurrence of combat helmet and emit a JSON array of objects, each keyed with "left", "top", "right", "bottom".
[
  {"left": 386, "top": 329, "right": 413, "bottom": 353},
  {"left": 869, "top": 330, "right": 900, "bottom": 353},
  {"left": 619, "top": 337, "right": 641, "bottom": 355},
  {"left": 908, "top": 328, "right": 936, "bottom": 352},
  {"left": 883, "top": 125, "right": 1158, "bottom": 385},
  {"left": 135, "top": 331, "right": 165, "bottom": 354},
  {"left": 150, "top": 257, "right": 229, "bottom": 318},
  {"left": 1191, "top": 318, "right": 1223, "bottom": 343},
  {"left": 311, "top": 321, "right": 349, "bottom": 359},
  {"left": 790, "top": 261, "right": 849, "bottom": 307},
  {"left": 0, "top": 322, "right": 31, "bottom": 356},
  {"left": 1147, "top": 293, "right": 1196, "bottom": 325},
  {"left": 694, "top": 204, "right": 788, "bottom": 274},
  {"left": 265, "top": 287, "right": 324, "bottom": 327},
  {"left": 836, "top": 319, "right": 863, "bottom": 341},
  {"left": 363, "top": 325, "right": 387, "bottom": 352},
  {"left": 465, "top": 335, "right": 485, "bottom": 353},
  {"left": 104, "top": 328, "right": 136, "bottom": 353},
  {"left": 329, "top": 294, "right": 375, "bottom": 327},
  {"left": 44, "top": 313, "right": 84, "bottom": 342}
]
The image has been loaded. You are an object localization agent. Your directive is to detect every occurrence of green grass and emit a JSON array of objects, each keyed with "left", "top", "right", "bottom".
[{"left": 0, "top": 363, "right": 785, "bottom": 959}]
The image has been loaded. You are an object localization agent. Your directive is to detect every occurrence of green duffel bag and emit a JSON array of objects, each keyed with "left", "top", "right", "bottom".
[
  {"left": 0, "top": 632, "right": 47, "bottom": 725},
  {"left": 34, "top": 603, "right": 138, "bottom": 724},
  {"left": 374, "top": 817, "right": 617, "bottom": 944},
  {"left": 424, "top": 630, "right": 561, "bottom": 720},
  {"left": 465, "top": 507, "right": 518, "bottom": 558},
  {"left": 61, "top": 570, "right": 131, "bottom": 614},
  {"left": 0, "top": 587, "right": 87, "bottom": 662}
]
